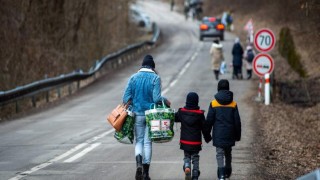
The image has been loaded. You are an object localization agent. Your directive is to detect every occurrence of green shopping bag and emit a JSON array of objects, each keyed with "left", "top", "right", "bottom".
[
  {"left": 145, "top": 101, "right": 175, "bottom": 143},
  {"left": 114, "top": 110, "right": 135, "bottom": 144}
]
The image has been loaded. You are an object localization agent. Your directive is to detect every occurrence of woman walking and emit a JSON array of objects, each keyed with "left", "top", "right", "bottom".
[
  {"left": 243, "top": 45, "right": 256, "bottom": 79},
  {"left": 123, "top": 54, "right": 170, "bottom": 180},
  {"left": 210, "top": 39, "right": 224, "bottom": 80},
  {"left": 232, "top": 38, "right": 244, "bottom": 79}
]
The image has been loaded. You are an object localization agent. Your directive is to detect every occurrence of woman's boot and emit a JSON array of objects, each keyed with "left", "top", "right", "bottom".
[
  {"left": 143, "top": 164, "right": 151, "bottom": 180},
  {"left": 247, "top": 70, "right": 252, "bottom": 79},
  {"left": 135, "top": 155, "right": 143, "bottom": 180},
  {"left": 214, "top": 70, "right": 220, "bottom": 80}
]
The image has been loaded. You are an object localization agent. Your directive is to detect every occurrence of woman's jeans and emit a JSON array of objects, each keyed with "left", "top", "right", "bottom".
[{"left": 135, "top": 115, "right": 152, "bottom": 164}]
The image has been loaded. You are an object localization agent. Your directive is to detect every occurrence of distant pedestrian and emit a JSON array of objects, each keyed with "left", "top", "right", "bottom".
[
  {"left": 184, "top": 1, "right": 190, "bottom": 20},
  {"left": 210, "top": 39, "right": 224, "bottom": 80},
  {"left": 203, "top": 79, "right": 241, "bottom": 180},
  {"left": 170, "top": 0, "right": 175, "bottom": 11},
  {"left": 227, "top": 12, "right": 234, "bottom": 31},
  {"left": 123, "top": 54, "right": 171, "bottom": 180},
  {"left": 221, "top": 11, "right": 233, "bottom": 31},
  {"left": 175, "top": 92, "right": 209, "bottom": 180},
  {"left": 243, "top": 45, "right": 256, "bottom": 79},
  {"left": 232, "top": 38, "right": 244, "bottom": 79},
  {"left": 221, "top": 12, "right": 228, "bottom": 27}
]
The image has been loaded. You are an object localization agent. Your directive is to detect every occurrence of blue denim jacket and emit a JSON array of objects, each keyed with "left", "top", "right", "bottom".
[{"left": 123, "top": 68, "right": 164, "bottom": 116}]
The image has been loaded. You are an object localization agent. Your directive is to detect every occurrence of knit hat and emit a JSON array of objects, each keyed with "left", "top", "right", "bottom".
[
  {"left": 142, "top": 54, "right": 155, "bottom": 69},
  {"left": 185, "top": 92, "right": 199, "bottom": 109},
  {"left": 218, "top": 79, "right": 229, "bottom": 91}
]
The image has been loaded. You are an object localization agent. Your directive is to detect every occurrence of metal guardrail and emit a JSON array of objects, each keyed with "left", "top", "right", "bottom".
[{"left": 0, "top": 23, "right": 160, "bottom": 108}]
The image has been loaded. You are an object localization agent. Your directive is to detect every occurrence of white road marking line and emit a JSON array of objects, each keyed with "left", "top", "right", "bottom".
[
  {"left": 162, "top": 48, "right": 201, "bottom": 96},
  {"left": 8, "top": 128, "right": 114, "bottom": 180},
  {"left": 51, "top": 143, "right": 88, "bottom": 161},
  {"left": 64, "top": 143, "right": 101, "bottom": 163}
]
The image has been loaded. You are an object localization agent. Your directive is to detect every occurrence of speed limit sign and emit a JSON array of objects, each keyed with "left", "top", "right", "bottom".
[{"left": 254, "top": 28, "right": 276, "bottom": 52}]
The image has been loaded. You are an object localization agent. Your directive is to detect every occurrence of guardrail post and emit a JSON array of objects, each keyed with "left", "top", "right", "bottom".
[
  {"left": 32, "top": 96, "right": 36, "bottom": 107},
  {"left": 15, "top": 101, "right": 19, "bottom": 113},
  {"left": 68, "top": 84, "right": 72, "bottom": 95},
  {"left": 46, "top": 91, "right": 49, "bottom": 102},
  {"left": 57, "top": 87, "right": 61, "bottom": 98}
]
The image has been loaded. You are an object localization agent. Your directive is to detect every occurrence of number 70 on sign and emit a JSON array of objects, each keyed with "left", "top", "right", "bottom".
[{"left": 254, "top": 28, "right": 276, "bottom": 52}]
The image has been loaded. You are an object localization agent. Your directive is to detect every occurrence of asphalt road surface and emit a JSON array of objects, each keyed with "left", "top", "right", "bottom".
[{"left": 0, "top": 1, "right": 255, "bottom": 180}]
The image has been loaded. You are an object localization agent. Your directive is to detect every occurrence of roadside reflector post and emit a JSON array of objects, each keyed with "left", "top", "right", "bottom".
[{"left": 265, "top": 73, "right": 270, "bottom": 105}]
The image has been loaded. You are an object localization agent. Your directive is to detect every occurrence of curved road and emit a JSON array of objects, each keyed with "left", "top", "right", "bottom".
[{"left": 0, "top": 1, "right": 254, "bottom": 180}]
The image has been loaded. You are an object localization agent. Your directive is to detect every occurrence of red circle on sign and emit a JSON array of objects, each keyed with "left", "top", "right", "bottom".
[
  {"left": 254, "top": 29, "right": 276, "bottom": 52},
  {"left": 252, "top": 53, "right": 274, "bottom": 77}
]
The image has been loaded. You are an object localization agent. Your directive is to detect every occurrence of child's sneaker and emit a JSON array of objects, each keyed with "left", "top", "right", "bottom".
[{"left": 184, "top": 167, "right": 191, "bottom": 180}]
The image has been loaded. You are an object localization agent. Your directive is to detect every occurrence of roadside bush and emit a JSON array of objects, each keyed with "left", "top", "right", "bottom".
[{"left": 278, "top": 27, "right": 307, "bottom": 77}]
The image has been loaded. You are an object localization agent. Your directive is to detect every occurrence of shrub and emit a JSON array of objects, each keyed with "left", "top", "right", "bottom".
[{"left": 278, "top": 27, "right": 307, "bottom": 77}]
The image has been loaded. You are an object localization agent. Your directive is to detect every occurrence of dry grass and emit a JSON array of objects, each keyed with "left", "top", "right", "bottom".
[{"left": 0, "top": 0, "right": 143, "bottom": 91}]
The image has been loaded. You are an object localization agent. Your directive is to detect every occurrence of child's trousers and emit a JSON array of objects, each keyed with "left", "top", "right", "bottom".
[
  {"left": 216, "top": 147, "right": 232, "bottom": 168},
  {"left": 184, "top": 150, "right": 200, "bottom": 171}
]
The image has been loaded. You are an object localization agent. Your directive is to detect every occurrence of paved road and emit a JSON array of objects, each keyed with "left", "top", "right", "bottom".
[{"left": 0, "top": 1, "right": 254, "bottom": 180}]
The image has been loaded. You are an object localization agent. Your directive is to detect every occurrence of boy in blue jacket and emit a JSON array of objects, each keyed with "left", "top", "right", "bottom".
[{"left": 203, "top": 79, "right": 241, "bottom": 180}]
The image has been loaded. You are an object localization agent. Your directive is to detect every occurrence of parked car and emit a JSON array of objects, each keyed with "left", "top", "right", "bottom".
[
  {"left": 129, "top": 4, "right": 152, "bottom": 32},
  {"left": 199, "top": 17, "right": 225, "bottom": 41}
]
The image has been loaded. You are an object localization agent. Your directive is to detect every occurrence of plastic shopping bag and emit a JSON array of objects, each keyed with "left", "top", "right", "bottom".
[
  {"left": 220, "top": 61, "right": 227, "bottom": 74},
  {"left": 145, "top": 101, "right": 175, "bottom": 143},
  {"left": 114, "top": 110, "right": 135, "bottom": 144}
]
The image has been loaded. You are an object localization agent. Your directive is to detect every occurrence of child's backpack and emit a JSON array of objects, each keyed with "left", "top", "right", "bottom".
[{"left": 247, "top": 49, "right": 255, "bottom": 63}]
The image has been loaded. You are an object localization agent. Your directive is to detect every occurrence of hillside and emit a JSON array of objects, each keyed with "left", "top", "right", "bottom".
[{"left": 0, "top": 0, "right": 141, "bottom": 91}]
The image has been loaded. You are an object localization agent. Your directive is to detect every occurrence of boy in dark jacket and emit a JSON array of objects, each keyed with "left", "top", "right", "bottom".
[
  {"left": 175, "top": 92, "right": 211, "bottom": 180},
  {"left": 203, "top": 79, "right": 241, "bottom": 180}
]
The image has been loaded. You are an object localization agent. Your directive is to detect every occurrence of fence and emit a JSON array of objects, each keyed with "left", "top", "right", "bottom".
[{"left": 0, "top": 23, "right": 160, "bottom": 117}]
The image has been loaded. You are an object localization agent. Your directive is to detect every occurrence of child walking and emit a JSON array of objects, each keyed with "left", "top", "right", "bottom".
[
  {"left": 203, "top": 79, "right": 241, "bottom": 180},
  {"left": 175, "top": 92, "right": 211, "bottom": 180},
  {"left": 243, "top": 45, "right": 256, "bottom": 80}
]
